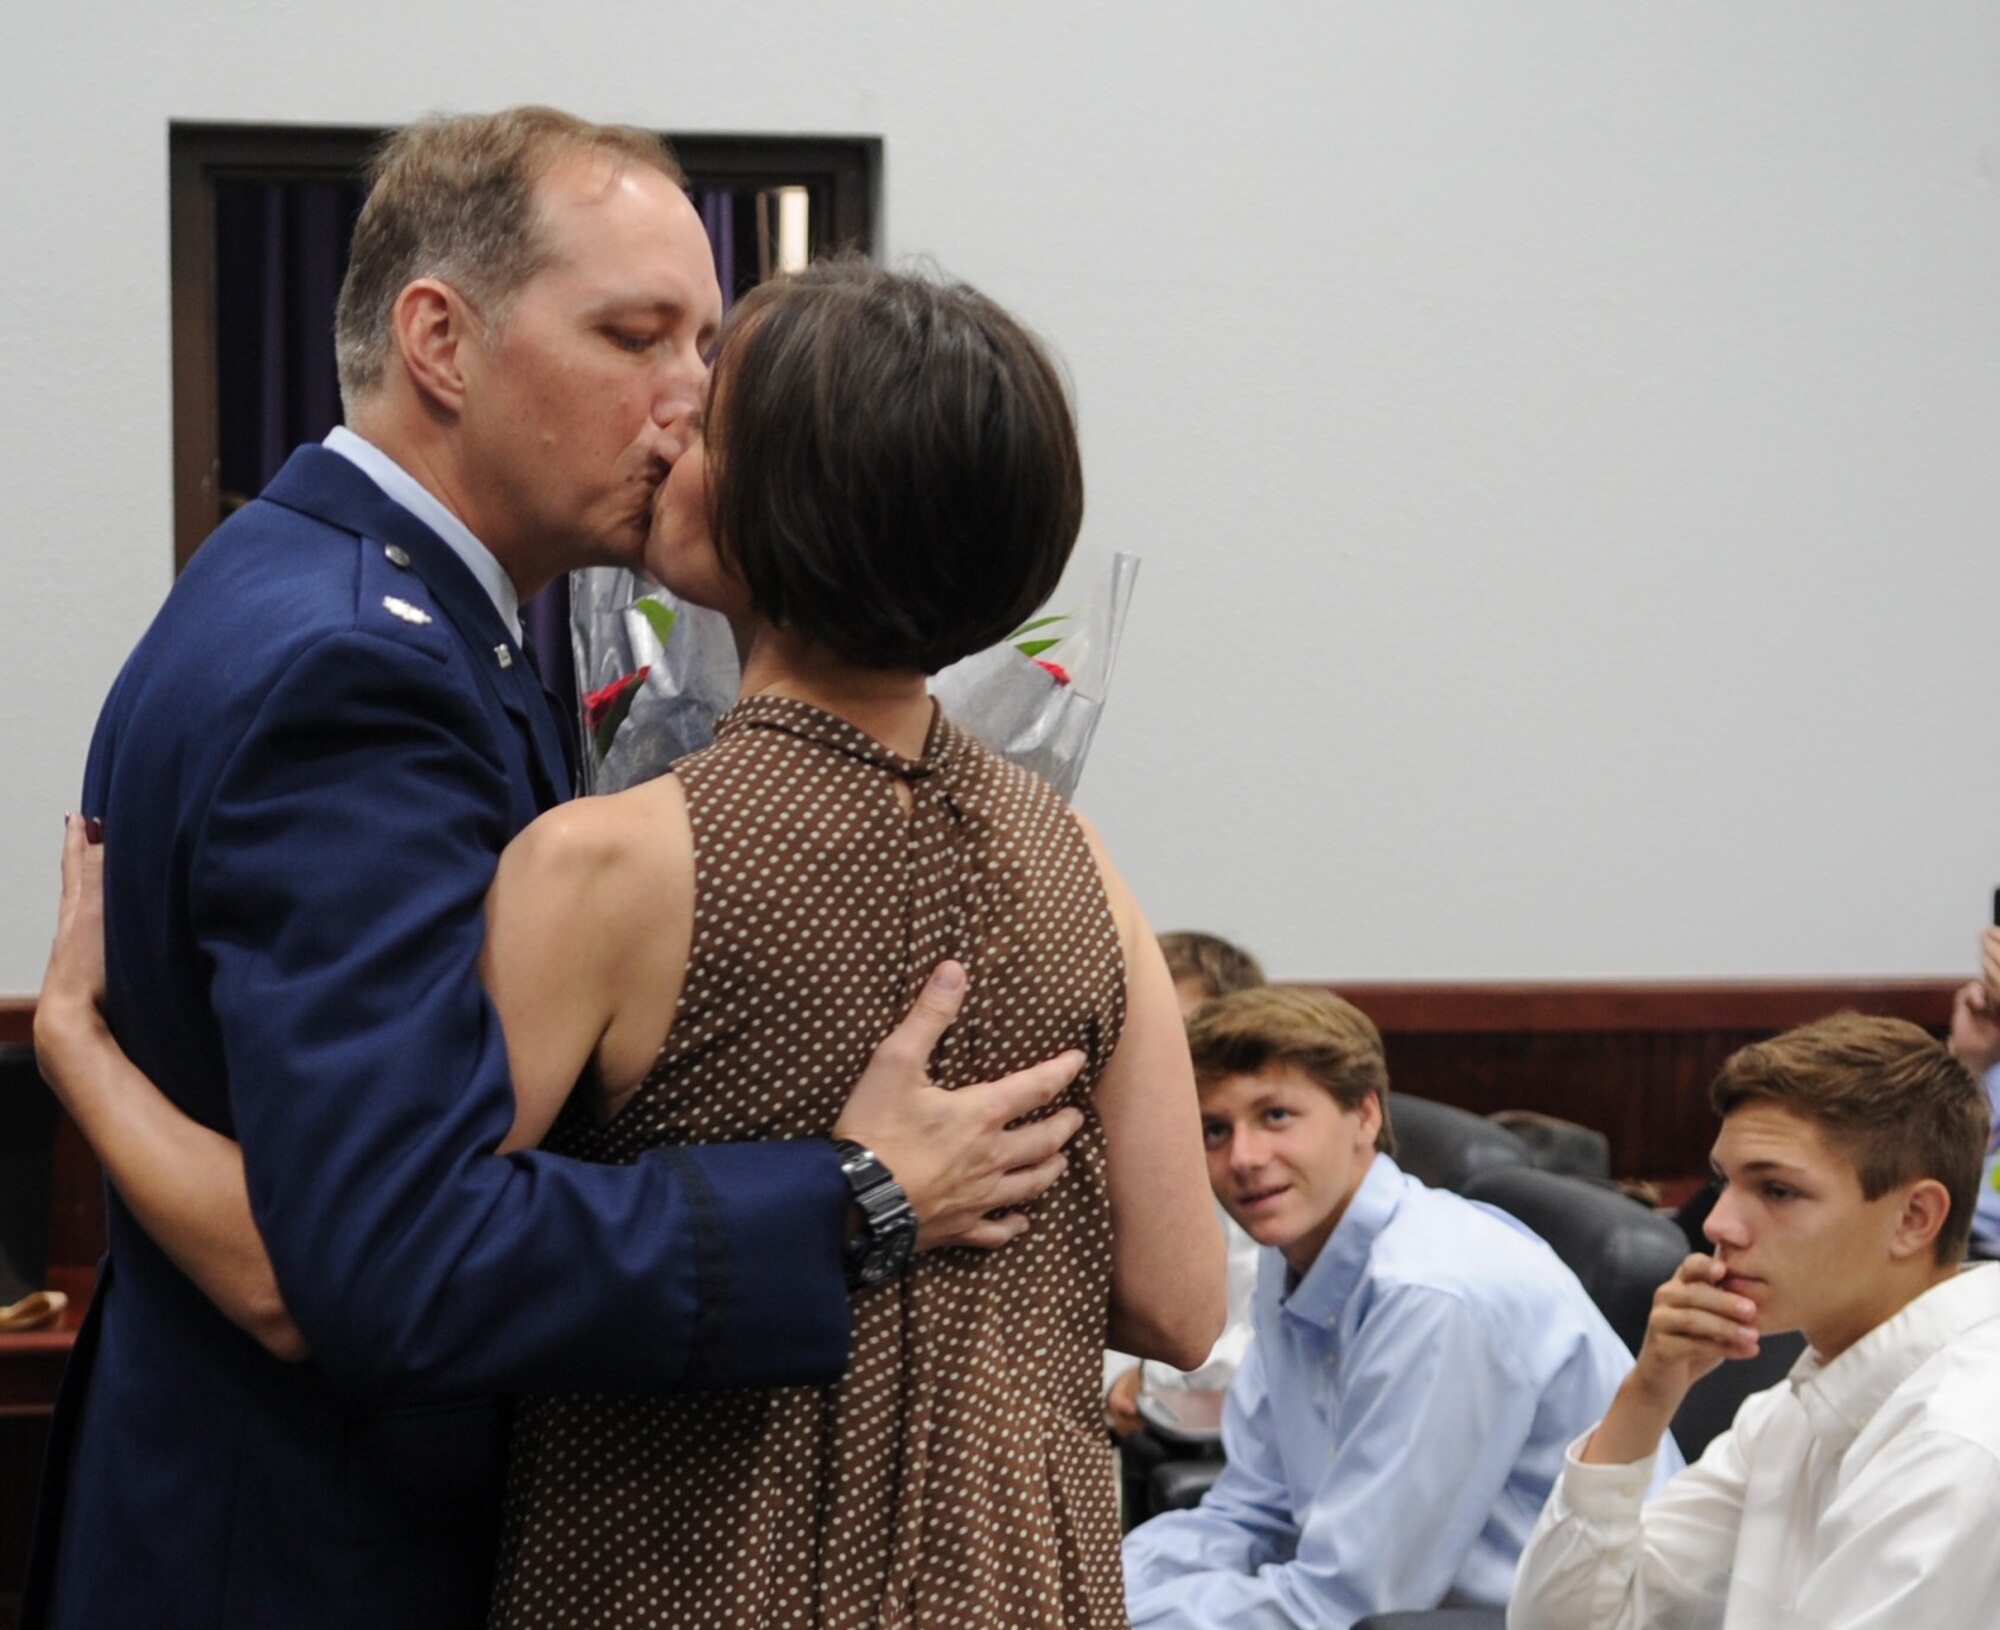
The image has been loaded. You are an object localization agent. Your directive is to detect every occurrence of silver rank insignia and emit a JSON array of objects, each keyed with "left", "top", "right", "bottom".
[
  {"left": 494, "top": 644, "right": 514, "bottom": 669},
  {"left": 382, "top": 596, "right": 432, "bottom": 626}
]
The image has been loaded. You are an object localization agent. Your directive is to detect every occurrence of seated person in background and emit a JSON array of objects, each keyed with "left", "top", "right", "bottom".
[
  {"left": 1106, "top": 930, "right": 1267, "bottom": 1438},
  {"left": 1946, "top": 925, "right": 2000, "bottom": 1258},
  {"left": 1510, "top": 1013, "right": 2000, "bottom": 1630},
  {"left": 1162, "top": 931, "right": 1267, "bottom": 1025},
  {"left": 1124, "top": 987, "right": 1674, "bottom": 1628}
]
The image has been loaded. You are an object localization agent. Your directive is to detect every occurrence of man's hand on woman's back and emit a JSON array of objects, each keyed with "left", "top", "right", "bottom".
[{"left": 835, "top": 960, "right": 1086, "bottom": 1252}]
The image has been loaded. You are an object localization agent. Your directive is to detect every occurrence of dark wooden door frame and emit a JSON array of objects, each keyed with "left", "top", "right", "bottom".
[
  {"left": 169, "top": 124, "right": 381, "bottom": 571},
  {"left": 168, "top": 123, "right": 881, "bottom": 569}
]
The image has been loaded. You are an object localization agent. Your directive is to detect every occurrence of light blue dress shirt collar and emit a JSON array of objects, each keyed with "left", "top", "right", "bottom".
[
  {"left": 1271, "top": 1150, "right": 1403, "bottom": 1331},
  {"left": 324, "top": 426, "right": 522, "bottom": 643}
]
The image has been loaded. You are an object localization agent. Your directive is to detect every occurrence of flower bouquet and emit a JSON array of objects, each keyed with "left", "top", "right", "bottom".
[
  {"left": 928, "top": 549, "right": 1139, "bottom": 798},
  {"left": 570, "top": 550, "right": 1139, "bottom": 798}
]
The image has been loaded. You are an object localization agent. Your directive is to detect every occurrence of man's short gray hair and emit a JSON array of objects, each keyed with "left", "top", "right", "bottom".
[{"left": 332, "top": 106, "right": 684, "bottom": 410}]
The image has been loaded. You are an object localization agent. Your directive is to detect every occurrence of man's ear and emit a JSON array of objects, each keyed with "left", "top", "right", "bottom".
[
  {"left": 390, "top": 279, "right": 474, "bottom": 415},
  {"left": 1888, "top": 1177, "right": 1951, "bottom": 1261},
  {"left": 1354, "top": 1090, "right": 1383, "bottom": 1150}
]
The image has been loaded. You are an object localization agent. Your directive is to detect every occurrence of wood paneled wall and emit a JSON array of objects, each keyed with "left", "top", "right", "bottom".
[{"left": 1326, "top": 980, "right": 1960, "bottom": 1181}]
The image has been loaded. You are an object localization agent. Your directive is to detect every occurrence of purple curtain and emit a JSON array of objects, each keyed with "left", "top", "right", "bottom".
[
  {"left": 214, "top": 178, "right": 364, "bottom": 506},
  {"left": 699, "top": 186, "right": 738, "bottom": 312}
]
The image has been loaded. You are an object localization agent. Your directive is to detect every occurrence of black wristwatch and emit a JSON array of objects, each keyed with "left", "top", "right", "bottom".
[{"left": 832, "top": 1139, "right": 918, "bottom": 1290}]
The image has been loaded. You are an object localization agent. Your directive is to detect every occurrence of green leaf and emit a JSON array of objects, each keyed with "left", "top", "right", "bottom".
[
  {"left": 1015, "top": 637, "right": 1062, "bottom": 659},
  {"left": 633, "top": 599, "right": 679, "bottom": 649},
  {"left": 1011, "top": 613, "right": 1067, "bottom": 636}
]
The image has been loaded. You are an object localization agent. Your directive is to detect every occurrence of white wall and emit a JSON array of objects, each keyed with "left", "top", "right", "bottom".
[{"left": 6, "top": 3, "right": 2000, "bottom": 992}]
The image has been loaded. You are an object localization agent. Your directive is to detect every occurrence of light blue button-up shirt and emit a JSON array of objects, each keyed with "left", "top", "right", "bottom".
[
  {"left": 1973, "top": 1062, "right": 2000, "bottom": 1252},
  {"left": 1123, "top": 1155, "right": 1680, "bottom": 1629}
]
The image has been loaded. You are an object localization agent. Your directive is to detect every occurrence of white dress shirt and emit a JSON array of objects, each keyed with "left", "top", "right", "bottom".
[
  {"left": 324, "top": 426, "right": 522, "bottom": 641},
  {"left": 1509, "top": 1262, "right": 2000, "bottom": 1630}
]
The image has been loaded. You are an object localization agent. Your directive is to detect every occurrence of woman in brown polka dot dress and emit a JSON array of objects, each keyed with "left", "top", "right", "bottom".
[{"left": 476, "top": 261, "right": 1223, "bottom": 1627}]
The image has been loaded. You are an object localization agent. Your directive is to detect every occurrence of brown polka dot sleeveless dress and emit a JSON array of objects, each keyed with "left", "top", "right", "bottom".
[{"left": 489, "top": 695, "right": 1129, "bottom": 1629}]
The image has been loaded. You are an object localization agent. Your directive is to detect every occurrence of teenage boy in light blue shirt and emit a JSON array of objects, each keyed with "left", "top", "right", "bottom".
[
  {"left": 1946, "top": 930, "right": 2000, "bottom": 1256},
  {"left": 1123, "top": 987, "right": 1677, "bottom": 1630}
]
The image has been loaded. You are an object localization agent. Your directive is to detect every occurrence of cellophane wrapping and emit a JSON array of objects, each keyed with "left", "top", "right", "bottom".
[{"left": 570, "top": 550, "right": 1138, "bottom": 799}]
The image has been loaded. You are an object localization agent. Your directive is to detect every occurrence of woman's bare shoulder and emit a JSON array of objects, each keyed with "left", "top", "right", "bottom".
[{"left": 504, "top": 775, "right": 693, "bottom": 896}]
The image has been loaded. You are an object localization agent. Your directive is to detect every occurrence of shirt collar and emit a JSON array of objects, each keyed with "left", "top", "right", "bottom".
[
  {"left": 1791, "top": 1261, "right": 2000, "bottom": 1449},
  {"left": 1279, "top": 1152, "right": 1407, "bottom": 1328},
  {"left": 324, "top": 426, "right": 522, "bottom": 642}
]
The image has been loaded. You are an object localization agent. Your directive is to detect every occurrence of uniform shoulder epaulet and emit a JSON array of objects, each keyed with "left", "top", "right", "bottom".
[{"left": 354, "top": 538, "right": 451, "bottom": 661}]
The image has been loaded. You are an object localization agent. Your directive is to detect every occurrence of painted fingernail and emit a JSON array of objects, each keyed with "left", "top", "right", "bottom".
[{"left": 83, "top": 817, "right": 105, "bottom": 845}]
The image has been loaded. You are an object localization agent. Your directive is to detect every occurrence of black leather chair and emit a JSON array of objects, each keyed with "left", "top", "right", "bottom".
[
  {"left": 1488, "top": 1109, "right": 1611, "bottom": 1182},
  {"left": 1461, "top": 1165, "right": 1687, "bottom": 1356},
  {"left": 1148, "top": 1455, "right": 1223, "bottom": 1515},
  {"left": 1389, "top": 1096, "right": 1532, "bottom": 1193},
  {"left": 1670, "top": 1326, "right": 1805, "bottom": 1461}
]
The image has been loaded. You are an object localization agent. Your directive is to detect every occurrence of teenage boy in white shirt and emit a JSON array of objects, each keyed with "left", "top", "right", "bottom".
[{"left": 1510, "top": 1012, "right": 2000, "bottom": 1630}]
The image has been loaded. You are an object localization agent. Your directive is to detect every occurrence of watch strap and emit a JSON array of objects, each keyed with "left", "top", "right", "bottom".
[{"left": 832, "top": 1139, "right": 918, "bottom": 1290}]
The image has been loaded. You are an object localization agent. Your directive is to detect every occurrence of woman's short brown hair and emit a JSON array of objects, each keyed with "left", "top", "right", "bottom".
[
  {"left": 1710, "top": 1012, "right": 1989, "bottom": 1264},
  {"left": 334, "top": 106, "right": 683, "bottom": 407},
  {"left": 703, "top": 256, "right": 1085, "bottom": 675},
  {"left": 1186, "top": 987, "right": 1395, "bottom": 1155}
]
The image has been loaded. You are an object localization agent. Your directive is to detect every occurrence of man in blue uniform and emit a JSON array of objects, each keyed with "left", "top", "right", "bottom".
[{"left": 26, "top": 107, "right": 1081, "bottom": 1630}]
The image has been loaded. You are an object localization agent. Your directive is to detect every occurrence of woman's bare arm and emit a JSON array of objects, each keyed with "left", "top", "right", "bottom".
[
  {"left": 35, "top": 817, "right": 306, "bottom": 1359},
  {"left": 1076, "top": 814, "right": 1227, "bottom": 1369}
]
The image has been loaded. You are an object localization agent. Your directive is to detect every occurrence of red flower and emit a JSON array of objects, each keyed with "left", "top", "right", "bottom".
[
  {"left": 584, "top": 666, "right": 650, "bottom": 734},
  {"left": 1035, "top": 659, "right": 1071, "bottom": 686}
]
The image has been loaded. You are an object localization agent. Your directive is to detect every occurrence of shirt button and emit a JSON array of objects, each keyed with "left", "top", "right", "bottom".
[{"left": 384, "top": 544, "right": 411, "bottom": 568}]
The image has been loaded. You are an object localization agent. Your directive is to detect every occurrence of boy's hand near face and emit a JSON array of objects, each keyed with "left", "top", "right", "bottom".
[
  {"left": 1105, "top": 1365, "right": 1145, "bottom": 1436},
  {"left": 1581, "top": 1253, "right": 1760, "bottom": 1467}
]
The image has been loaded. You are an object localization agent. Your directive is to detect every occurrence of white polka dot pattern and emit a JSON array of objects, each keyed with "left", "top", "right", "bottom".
[{"left": 489, "top": 696, "right": 1129, "bottom": 1629}]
